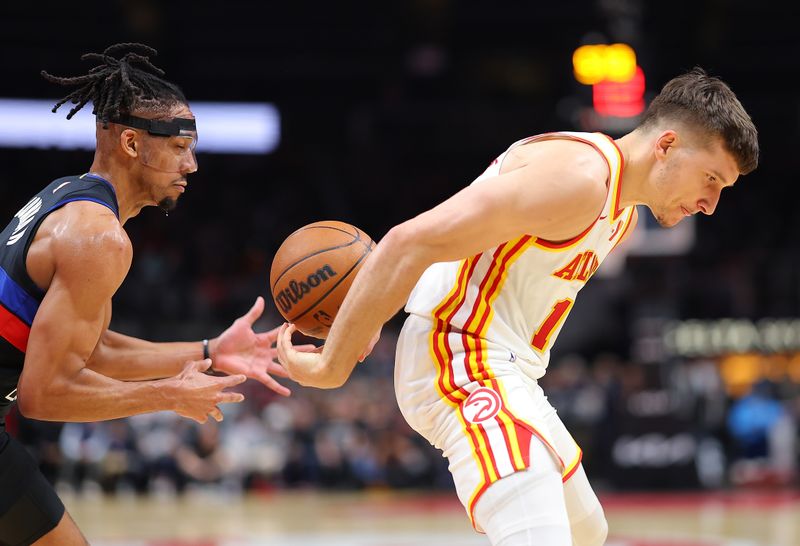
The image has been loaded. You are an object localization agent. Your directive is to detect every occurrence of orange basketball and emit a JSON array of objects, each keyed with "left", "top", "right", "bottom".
[{"left": 269, "top": 220, "right": 375, "bottom": 339}]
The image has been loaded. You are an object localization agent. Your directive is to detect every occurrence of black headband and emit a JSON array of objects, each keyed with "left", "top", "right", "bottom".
[{"left": 107, "top": 114, "right": 197, "bottom": 136}]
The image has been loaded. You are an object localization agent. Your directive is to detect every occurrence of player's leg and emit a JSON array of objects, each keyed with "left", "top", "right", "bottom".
[
  {"left": 0, "top": 433, "right": 88, "bottom": 546},
  {"left": 473, "top": 438, "right": 571, "bottom": 546},
  {"left": 562, "top": 464, "right": 608, "bottom": 546},
  {"left": 536, "top": 388, "right": 608, "bottom": 546},
  {"left": 394, "top": 316, "right": 576, "bottom": 545}
]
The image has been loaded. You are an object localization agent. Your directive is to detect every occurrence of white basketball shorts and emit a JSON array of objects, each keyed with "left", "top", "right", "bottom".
[{"left": 394, "top": 314, "right": 583, "bottom": 531}]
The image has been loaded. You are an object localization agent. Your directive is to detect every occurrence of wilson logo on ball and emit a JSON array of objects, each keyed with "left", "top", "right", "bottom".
[
  {"left": 270, "top": 220, "right": 375, "bottom": 339},
  {"left": 275, "top": 265, "right": 338, "bottom": 314}
]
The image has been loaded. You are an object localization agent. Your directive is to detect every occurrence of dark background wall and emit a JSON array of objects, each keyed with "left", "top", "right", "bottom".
[
  {"left": 4, "top": 1, "right": 799, "bottom": 341},
  {"left": 2, "top": 0, "right": 799, "bottom": 493}
]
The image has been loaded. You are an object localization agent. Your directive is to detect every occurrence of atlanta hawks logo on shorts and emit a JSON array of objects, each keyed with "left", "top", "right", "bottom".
[{"left": 462, "top": 387, "right": 502, "bottom": 423}]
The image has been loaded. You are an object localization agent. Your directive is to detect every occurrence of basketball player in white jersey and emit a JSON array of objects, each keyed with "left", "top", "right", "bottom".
[{"left": 277, "top": 67, "right": 759, "bottom": 545}]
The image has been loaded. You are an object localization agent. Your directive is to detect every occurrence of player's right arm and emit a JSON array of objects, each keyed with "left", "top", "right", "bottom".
[
  {"left": 279, "top": 139, "right": 610, "bottom": 387},
  {"left": 16, "top": 203, "right": 245, "bottom": 423}
]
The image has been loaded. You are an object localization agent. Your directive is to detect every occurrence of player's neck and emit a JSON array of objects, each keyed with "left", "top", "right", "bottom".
[
  {"left": 87, "top": 158, "right": 145, "bottom": 224},
  {"left": 614, "top": 131, "right": 657, "bottom": 209}
]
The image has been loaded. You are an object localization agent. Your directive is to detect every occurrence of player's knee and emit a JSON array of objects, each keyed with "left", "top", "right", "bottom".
[
  {"left": 570, "top": 505, "right": 608, "bottom": 546},
  {"left": 475, "top": 463, "right": 572, "bottom": 546}
]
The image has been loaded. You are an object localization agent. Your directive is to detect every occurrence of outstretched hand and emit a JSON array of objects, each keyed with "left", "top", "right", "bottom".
[
  {"left": 276, "top": 323, "right": 327, "bottom": 387},
  {"left": 209, "top": 296, "right": 315, "bottom": 396},
  {"left": 171, "top": 359, "right": 246, "bottom": 424},
  {"left": 276, "top": 324, "right": 381, "bottom": 389}
]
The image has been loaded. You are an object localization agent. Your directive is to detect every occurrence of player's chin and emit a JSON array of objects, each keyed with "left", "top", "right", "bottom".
[
  {"left": 158, "top": 196, "right": 178, "bottom": 212},
  {"left": 655, "top": 214, "right": 682, "bottom": 228}
]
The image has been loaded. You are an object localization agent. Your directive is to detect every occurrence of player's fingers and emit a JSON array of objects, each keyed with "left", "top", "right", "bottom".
[
  {"left": 192, "top": 358, "right": 213, "bottom": 372},
  {"left": 243, "top": 296, "right": 265, "bottom": 325},
  {"left": 255, "top": 371, "right": 291, "bottom": 397},
  {"left": 275, "top": 325, "right": 286, "bottom": 363},
  {"left": 359, "top": 332, "right": 380, "bottom": 363},
  {"left": 257, "top": 324, "right": 282, "bottom": 345},
  {"left": 268, "top": 361, "right": 290, "bottom": 378},
  {"left": 276, "top": 323, "right": 295, "bottom": 364},
  {"left": 294, "top": 344, "right": 318, "bottom": 353},
  {"left": 218, "top": 391, "right": 245, "bottom": 404},
  {"left": 210, "top": 407, "right": 223, "bottom": 422},
  {"left": 222, "top": 374, "right": 247, "bottom": 387}
]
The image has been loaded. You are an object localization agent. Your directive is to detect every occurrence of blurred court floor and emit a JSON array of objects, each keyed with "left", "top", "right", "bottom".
[{"left": 67, "top": 489, "right": 800, "bottom": 546}]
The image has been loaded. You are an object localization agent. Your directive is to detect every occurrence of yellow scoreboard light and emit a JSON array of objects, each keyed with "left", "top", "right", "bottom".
[{"left": 573, "top": 43, "right": 637, "bottom": 85}]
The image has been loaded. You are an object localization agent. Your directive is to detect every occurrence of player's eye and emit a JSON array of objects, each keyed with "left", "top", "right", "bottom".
[{"left": 173, "top": 137, "right": 194, "bottom": 151}]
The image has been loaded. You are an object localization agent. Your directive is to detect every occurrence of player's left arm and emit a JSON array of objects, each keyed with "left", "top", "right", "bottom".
[
  {"left": 86, "top": 330, "right": 205, "bottom": 381},
  {"left": 87, "top": 296, "right": 311, "bottom": 396},
  {"left": 277, "top": 140, "right": 609, "bottom": 388}
]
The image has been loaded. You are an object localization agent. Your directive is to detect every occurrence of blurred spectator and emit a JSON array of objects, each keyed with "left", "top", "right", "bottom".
[
  {"left": 8, "top": 345, "right": 800, "bottom": 497},
  {"left": 224, "top": 402, "right": 290, "bottom": 491},
  {"left": 174, "top": 421, "right": 234, "bottom": 493},
  {"left": 728, "top": 380, "right": 785, "bottom": 459},
  {"left": 726, "top": 379, "right": 796, "bottom": 486},
  {"left": 97, "top": 419, "right": 147, "bottom": 494},
  {"left": 58, "top": 422, "right": 107, "bottom": 494}
]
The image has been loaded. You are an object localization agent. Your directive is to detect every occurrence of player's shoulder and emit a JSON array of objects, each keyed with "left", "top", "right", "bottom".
[
  {"left": 35, "top": 200, "right": 131, "bottom": 295},
  {"left": 515, "top": 133, "right": 610, "bottom": 178},
  {"left": 47, "top": 201, "right": 131, "bottom": 266},
  {"left": 516, "top": 137, "right": 608, "bottom": 199},
  {"left": 41, "top": 173, "right": 94, "bottom": 193}
]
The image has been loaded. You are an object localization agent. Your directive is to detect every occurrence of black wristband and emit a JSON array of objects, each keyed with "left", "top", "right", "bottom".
[{"left": 202, "top": 339, "right": 223, "bottom": 376}]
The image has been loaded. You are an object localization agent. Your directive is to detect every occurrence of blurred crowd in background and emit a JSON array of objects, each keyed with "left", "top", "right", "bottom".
[
  {"left": 5, "top": 329, "right": 799, "bottom": 497},
  {"left": 3, "top": 1, "right": 800, "bottom": 498}
]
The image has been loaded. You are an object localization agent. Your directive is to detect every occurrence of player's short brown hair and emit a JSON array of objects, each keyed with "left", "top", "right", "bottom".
[{"left": 640, "top": 67, "right": 759, "bottom": 175}]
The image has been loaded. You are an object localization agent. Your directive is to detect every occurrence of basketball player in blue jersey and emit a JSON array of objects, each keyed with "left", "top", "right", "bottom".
[
  {"left": 0, "top": 43, "right": 307, "bottom": 545},
  {"left": 278, "top": 68, "right": 759, "bottom": 545}
]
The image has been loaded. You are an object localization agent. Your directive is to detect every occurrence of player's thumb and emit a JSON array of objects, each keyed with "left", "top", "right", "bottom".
[
  {"left": 194, "top": 358, "right": 213, "bottom": 373},
  {"left": 224, "top": 373, "right": 248, "bottom": 387}
]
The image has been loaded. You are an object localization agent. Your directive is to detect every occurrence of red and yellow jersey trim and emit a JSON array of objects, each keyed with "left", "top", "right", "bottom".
[
  {"left": 610, "top": 206, "right": 636, "bottom": 252},
  {"left": 428, "top": 235, "right": 582, "bottom": 531},
  {"left": 429, "top": 255, "right": 481, "bottom": 405},
  {"left": 460, "top": 236, "right": 532, "bottom": 383},
  {"left": 532, "top": 220, "right": 597, "bottom": 251},
  {"left": 605, "top": 134, "right": 627, "bottom": 222},
  {"left": 524, "top": 132, "right": 624, "bottom": 251},
  {"left": 562, "top": 447, "right": 583, "bottom": 482}
]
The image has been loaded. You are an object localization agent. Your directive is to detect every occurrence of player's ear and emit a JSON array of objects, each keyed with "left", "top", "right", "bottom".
[
  {"left": 119, "top": 128, "right": 139, "bottom": 158},
  {"left": 655, "top": 130, "right": 677, "bottom": 161}
]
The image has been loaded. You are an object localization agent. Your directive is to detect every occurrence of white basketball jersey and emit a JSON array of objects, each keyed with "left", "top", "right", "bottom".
[{"left": 404, "top": 131, "right": 635, "bottom": 380}]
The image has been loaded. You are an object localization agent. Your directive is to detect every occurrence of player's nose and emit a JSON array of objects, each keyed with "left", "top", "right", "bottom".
[
  {"left": 698, "top": 189, "right": 721, "bottom": 215},
  {"left": 181, "top": 152, "right": 198, "bottom": 175}
]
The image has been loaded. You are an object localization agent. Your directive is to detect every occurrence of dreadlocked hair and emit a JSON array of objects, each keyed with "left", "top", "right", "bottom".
[{"left": 41, "top": 42, "right": 187, "bottom": 125}]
